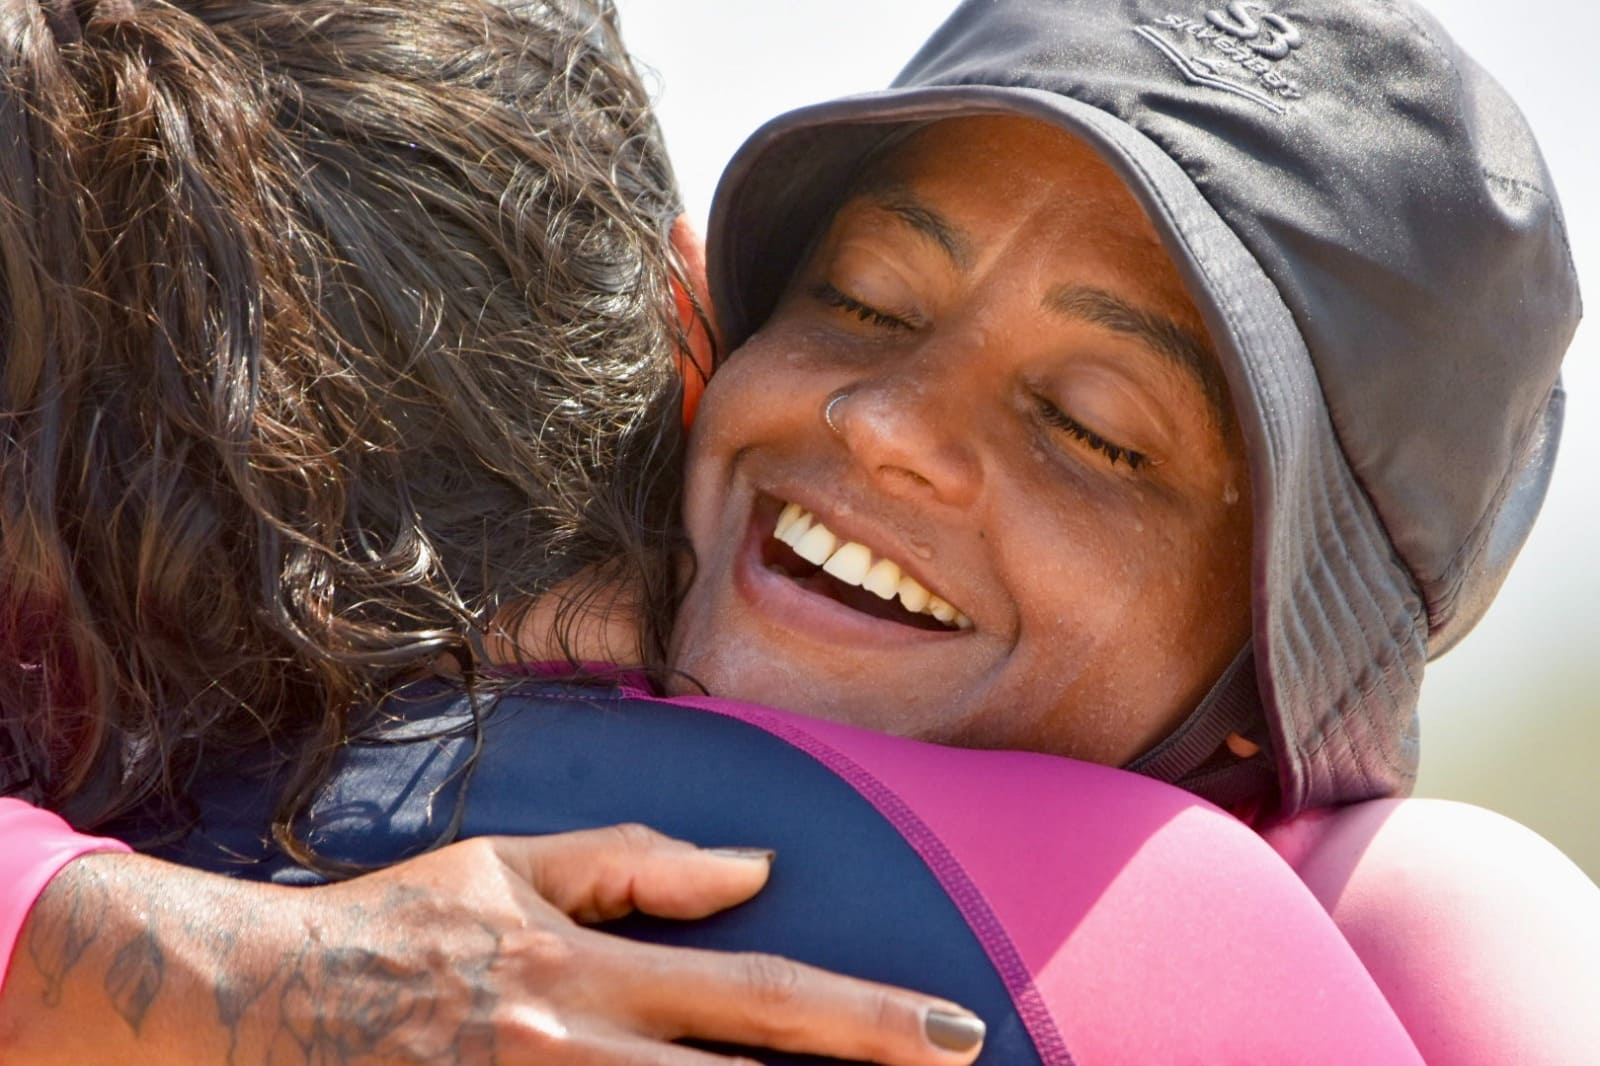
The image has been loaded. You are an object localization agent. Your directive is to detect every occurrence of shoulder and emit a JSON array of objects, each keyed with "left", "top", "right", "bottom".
[{"left": 1264, "top": 798, "right": 1600, "bottom": 1066}]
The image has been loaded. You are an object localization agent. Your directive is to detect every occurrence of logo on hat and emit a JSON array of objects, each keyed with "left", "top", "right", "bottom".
[{"left": 1136, "top": 3, "right": 1305, "bottom": 114}]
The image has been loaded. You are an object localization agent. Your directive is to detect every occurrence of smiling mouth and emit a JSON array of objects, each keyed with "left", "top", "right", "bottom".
[{"left": 762, "top": 500, "right": 972, "bottom": 632}]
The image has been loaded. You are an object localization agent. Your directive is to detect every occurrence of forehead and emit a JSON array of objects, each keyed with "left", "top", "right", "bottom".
[
  {"left": 843, "top": 116, "right": 1206, "bottom": 329},
  {"left": 863, "top": 117, "right": 1172, "bottom": 255}
]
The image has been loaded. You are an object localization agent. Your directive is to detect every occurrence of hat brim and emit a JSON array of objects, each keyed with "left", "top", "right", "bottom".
[{"left": 707, "top": 85, "right": 1429, "bottom": 813}]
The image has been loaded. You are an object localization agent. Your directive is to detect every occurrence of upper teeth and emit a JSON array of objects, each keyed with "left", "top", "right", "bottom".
[{"left": 774, "top": 502, "right": 972, "bottom": 630}]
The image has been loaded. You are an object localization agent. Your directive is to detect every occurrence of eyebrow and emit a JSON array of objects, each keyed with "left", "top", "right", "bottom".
[
  {"left": 847, "top": 180, "right": 1233, "bottom": 426},
  {"left": 857, "top": 180, "right": 974, "bottom": 271},
  {"left": 1045, "top": 283, "right": 1231, "bottom": 427}
]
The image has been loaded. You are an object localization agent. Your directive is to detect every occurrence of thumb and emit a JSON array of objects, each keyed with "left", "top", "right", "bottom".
[{"left": 491, "top": 824, "right": 774, "bottom": 925}]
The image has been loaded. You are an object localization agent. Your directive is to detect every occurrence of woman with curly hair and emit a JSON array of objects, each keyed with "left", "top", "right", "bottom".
[{"left": 0, "top": 1, "right": 982, "bottom": 1061}]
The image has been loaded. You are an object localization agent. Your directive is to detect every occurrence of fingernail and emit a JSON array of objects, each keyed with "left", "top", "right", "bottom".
[
  {"left": 705, "top": 847, "right": 777, "bottom": 864},
  {"left": 924, "top": 1008, "right": 986, "bottom": 1053}
]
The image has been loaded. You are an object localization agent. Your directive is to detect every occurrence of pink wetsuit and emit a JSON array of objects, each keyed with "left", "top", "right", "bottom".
[{"left": 0, "top": 798, "right": 130, "bottom": 989}]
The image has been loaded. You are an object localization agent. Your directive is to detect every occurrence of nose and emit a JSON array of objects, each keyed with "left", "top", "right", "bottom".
[{"left": 823, "top": 366, "right": 983, "bottom": 508}]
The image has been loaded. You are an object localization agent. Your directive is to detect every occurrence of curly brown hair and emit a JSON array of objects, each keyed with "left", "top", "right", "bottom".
[{"left": 0, "top": 0, "right": 691, "bottom": 838}]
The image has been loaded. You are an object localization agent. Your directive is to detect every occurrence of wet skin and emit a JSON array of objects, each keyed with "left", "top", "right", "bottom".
[{"left": 670, "top": 115, "right": 1253, "bottom": 766}]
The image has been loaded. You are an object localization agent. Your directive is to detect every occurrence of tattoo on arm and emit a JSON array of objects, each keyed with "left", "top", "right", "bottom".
[
  {"left": 105, "top": 927, "right": 164, "bottom": 1033},
  {"left": 17, "top": 861, "right": 514, "bottom": 1063},
  {"left": 212, "top": 925, "right": 282, "bottom": 1064},
  {"left": 25, "top": 861, "right": 108, "bottom": 1007}
]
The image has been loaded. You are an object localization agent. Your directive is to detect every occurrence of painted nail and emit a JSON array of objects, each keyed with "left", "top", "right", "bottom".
[
  {"left": 705, "top": 847, "right": 777, "bottom": 864},
  {"left": 924, "top": 1008, "right": 986, "bottom": 1053}
]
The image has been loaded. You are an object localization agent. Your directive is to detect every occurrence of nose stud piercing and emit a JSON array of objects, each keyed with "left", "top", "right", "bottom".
[{"left": 824, "top": 391, "right": 850, "bottom": 435}]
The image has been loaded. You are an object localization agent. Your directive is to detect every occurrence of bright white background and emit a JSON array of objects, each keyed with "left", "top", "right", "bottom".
[{"left": 614, "top": 0, "right": 1599, "bottom": 879}]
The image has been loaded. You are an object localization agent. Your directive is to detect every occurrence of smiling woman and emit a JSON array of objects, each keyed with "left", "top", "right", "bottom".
[
  {"left": 617, "top": 0, "right": 1600, "bottom": 886},
  {"left": 671, "top": 115, "right": 1254, "bottom": 766}
]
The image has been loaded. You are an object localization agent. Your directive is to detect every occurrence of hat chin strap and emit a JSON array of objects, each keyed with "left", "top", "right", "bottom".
[{"left": 1124, "top": 645, "right": 1278, "bottom": 818}]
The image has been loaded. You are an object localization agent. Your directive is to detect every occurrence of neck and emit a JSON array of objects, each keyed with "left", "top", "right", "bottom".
[{"left": 485, "top": 566, "right": 647, "bottom": 668}]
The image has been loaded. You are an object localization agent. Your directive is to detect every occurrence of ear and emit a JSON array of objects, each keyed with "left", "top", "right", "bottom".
[
  {"left": 1225, "top": 733, "right": 1262, "bottom": 758},
  {"left": 669, "top": 215, "right": 715, "bottom": 429}
]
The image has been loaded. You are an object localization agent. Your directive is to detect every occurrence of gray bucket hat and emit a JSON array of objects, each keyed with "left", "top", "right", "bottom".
[{"left": 706, "top": 0, "right": 1579, "bottom": 815}]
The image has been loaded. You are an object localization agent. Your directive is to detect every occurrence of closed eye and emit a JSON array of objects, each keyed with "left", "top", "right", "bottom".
[
  {"left": 1036, "top": 396, "right": 1147, "bottom": 470},
  {"left": 813, "top": 282, "right": 912, "bottom": 331}
]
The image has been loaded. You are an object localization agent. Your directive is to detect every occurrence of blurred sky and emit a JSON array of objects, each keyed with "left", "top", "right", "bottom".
[{"left": 613, "top": 0, "right": 1599, "bottom": 880}]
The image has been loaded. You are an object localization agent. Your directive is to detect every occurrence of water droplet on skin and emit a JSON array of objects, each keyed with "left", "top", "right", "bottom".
[{"left": 1222, "top": 482, "right": 1241, "bottom": 505}]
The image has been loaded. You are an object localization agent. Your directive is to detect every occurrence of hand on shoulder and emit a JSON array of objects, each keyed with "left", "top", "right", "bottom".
[{"left": 0, "top": 826, "right": 984, "bottom": 1065}]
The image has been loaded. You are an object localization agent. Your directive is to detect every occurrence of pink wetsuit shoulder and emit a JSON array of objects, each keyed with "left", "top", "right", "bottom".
[
  {"left": 0, "top": 798, "right": 130, "bottom": 988},
  {"left": 1266, "top": 798, "right": 1600, "bottom": 1066}
]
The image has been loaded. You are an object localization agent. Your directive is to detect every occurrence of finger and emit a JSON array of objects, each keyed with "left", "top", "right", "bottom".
[
  {"left": 500, "top": 1019, "right": 762, "bottom": 1066},
  {"left": 617, "top": 942, "right": 986, "bottom": 1066},
  {"left": 578, "top": 1033, "right": 763, "bottom": 1066},
  {"left": 488, "top": 825, "right": 774, "bottom": 923}
]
